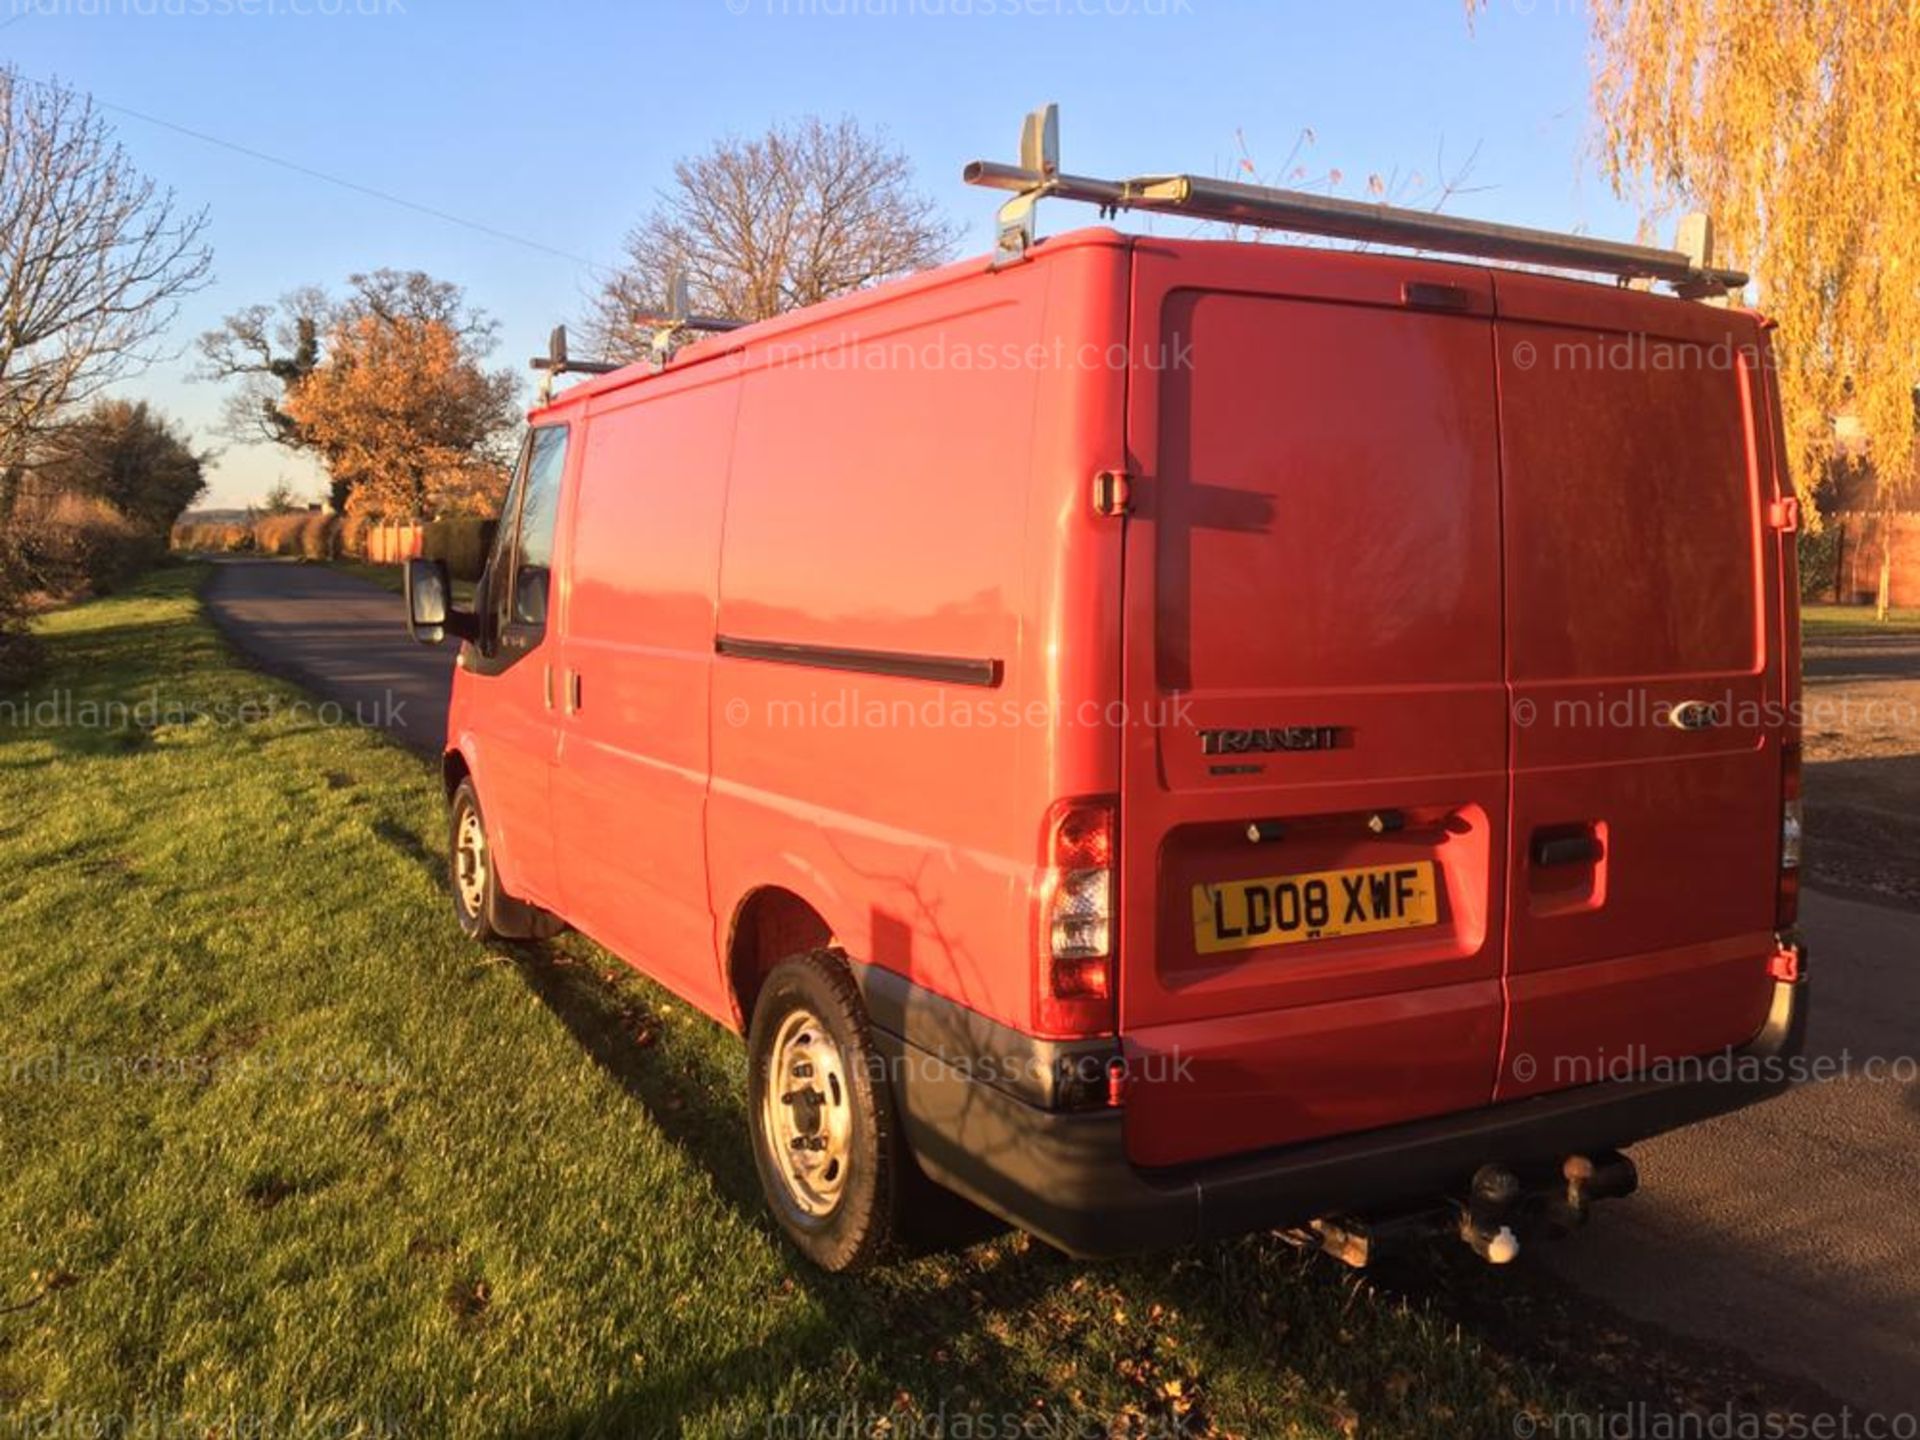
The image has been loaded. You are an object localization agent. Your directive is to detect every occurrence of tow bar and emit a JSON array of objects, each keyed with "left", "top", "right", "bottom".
[{"left": 1287, "top": 1151, "right": 1641, "bottom": 1269}]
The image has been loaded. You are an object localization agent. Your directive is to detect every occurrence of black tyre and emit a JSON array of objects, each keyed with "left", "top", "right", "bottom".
[
  {"left": 447, "top": 778, "right": 565, "bottom": 942},
  {"left": 746, "top": 951, "right": 900, "bottom": 1272}
]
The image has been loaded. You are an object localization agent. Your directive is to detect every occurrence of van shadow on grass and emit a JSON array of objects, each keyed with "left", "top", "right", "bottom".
[
  {"left": 367, "top": 813, "right": 437, "bottom": 879},
  {"left": 494, "top": 929, "right": 1867, "bottom": 1440}
]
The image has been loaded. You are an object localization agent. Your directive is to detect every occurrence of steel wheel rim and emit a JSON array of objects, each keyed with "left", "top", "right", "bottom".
[
  {"left": 762, "top": 1007, "right": 854, "bottom": 1217},
  {"left": 454, "top": 807, "right": 488, "bottom": 917}
]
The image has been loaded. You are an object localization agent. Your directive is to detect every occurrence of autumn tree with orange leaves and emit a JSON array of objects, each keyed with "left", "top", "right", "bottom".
[
  {"left": 202, "top": 270, "right": 519, "bottom": 519},
  {"left": 277, "top": 309, "right": 519, "bottom": 521}
]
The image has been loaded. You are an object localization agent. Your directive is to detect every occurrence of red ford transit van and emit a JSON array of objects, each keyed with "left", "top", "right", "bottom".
[{"left": 403, "top": 131, "right": 1807, "bottom": 1273}]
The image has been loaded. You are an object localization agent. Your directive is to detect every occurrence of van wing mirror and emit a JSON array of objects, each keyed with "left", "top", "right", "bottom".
[{"left": 404, "top": 557, "right": 476, "bottom": 645}]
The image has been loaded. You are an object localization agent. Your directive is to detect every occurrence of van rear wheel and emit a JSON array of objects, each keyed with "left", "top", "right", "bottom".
[
  {"left": 747, "top": 951, "right": 899, "bottom": 1272},
  {"left": 447, "top": 778, "right": 565, "bottom": 942}
]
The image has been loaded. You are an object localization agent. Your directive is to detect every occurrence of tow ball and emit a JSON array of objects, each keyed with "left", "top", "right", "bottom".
[
  {"left": 1460, "top": 1165, "right": 1525, "bottom": 1264},
  {"left": 1458, "top": 1153, "right": 1640, "bottom": 1265}
]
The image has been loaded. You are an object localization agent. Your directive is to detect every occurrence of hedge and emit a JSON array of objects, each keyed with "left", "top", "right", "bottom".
[
  {"left": 169, "top": 520, "right": 255, "bottom": 553},
  {"left": 0, "top": 535, "right": 43, "bottom": 688},
  {"left": 1798, "top": 527, "right": 1844, "bottom": 604},
  {"left": 10, "top": 494, "right": 161, "bottom": 600},
  {"left": 169, "top": 512, "right": 495, "bottom": 581}
]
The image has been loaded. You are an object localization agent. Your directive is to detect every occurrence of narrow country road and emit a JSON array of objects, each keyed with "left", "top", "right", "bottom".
[
  {"left": 202, "top": 558, "right": 1920, "bottom": 1418},
  {"left": 203, "top": 558, "right": 455, "bottom": 756}
]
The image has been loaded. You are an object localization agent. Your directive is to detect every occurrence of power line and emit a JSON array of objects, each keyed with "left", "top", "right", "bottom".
[{"left": 15, "top": 70, "right": 615, "bottom": 276}]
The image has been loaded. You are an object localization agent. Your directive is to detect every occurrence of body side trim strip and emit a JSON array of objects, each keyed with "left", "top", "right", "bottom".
[{"left": 715, "top": 635, "right": 1003, "bottom": 688}]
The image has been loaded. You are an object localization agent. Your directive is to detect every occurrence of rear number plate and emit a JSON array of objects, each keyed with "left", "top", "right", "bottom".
[{"left": 1192, "top": 861, "right": 1439, "bottom": 955}]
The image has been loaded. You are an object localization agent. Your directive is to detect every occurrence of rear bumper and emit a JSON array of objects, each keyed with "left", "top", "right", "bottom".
[{"left": 876, "top": 975, "right": 1807, "bottom": 1259}]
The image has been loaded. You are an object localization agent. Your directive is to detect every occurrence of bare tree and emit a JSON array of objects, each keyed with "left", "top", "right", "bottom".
[
  {"left": 1214, "top": 125, "right": 1486, "bottom": 246},
  {"left": 197, "top": 287, "right": 327, "bottom": 452},
  {"left": 586, "top": 116, "right": 959, "bottom": 361},
  {"left": 0, "top": 70, "right": 212, "bottom": 504}
]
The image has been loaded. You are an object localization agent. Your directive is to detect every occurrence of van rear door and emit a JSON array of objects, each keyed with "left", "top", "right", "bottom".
[
  {"left": 1490, "top": 276, "right": 1783, "bottom": 1100},
  {"left": 1117, "top": 244, "right": 1511, "bottom": 1169}
]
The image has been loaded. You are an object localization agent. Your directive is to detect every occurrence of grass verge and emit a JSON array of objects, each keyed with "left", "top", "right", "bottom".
[
  {"left": 325, "top": 558, "right": 475, "bottom": 608},
  {"left": 1802, "top": 604, "right": 1920, "bottom": 638},
  {"left": 0, "top": 567, "right": 1833, "bottom": 1438}
]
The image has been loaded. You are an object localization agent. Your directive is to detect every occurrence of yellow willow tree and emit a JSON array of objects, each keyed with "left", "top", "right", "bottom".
[{"left": 1586, "top": 0, "right": 1920, "bottom": 611}]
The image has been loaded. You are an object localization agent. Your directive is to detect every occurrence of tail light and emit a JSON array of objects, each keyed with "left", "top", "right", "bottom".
[
  {"left": 1037, "top": 798, "right": 1116, "bottom": 1037},
  {"left": 1777, "top": 740, "right": 1802, "bottom": 928}
]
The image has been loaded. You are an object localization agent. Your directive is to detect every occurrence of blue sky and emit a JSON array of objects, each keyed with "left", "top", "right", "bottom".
[{"left": 5, "top": 0, "right": 1639, "bottom": 508}]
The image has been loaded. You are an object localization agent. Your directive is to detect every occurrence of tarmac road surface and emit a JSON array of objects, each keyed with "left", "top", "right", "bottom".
[
  {"left": 1542, "top": 887, "right": 1920, "bottom": 1419},
  {"left": 204, "top": 557, "right": 454, "bottom": 756}
]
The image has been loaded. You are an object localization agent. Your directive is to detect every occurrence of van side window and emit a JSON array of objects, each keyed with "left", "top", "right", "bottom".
[{"left": 492, "top": 424, "right": 568, "bottom": 635}]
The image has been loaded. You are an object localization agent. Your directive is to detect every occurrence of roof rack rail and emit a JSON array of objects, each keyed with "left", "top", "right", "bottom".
[
  {"left": 635, "top": 272, "right": 748, "bottom": 368},
  {"left": 530, "top": 325, "right": 621, "bottom": 403},
  {"left": 963, "top": 104, "right": 1746, "bottom": 299},
  {"left": 530, "top": 279, "right": 751, "bottom": 401}
]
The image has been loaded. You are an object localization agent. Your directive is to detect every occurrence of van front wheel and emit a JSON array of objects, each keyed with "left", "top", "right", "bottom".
[
  {"left": 447, "top": 778, "right": 565, "bottom": 942},
  {"left": 747, "top": 951, "right": 899, "bottom": 1272}
]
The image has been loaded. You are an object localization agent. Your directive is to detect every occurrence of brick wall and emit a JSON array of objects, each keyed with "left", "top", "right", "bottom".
[{"left": 1831, "top": 512, "right": 1920, "bottom": 607}]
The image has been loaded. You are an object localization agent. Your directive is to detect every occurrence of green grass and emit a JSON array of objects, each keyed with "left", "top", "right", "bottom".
[
  {"left": 324, "top": 557, "right": 402, "bottom": 591},
  {"left": 0, "top": 568, "right": 1738, "bottom": 1438},
  {"left": 1801, "top": 603, "right": 1920, "bottom": 637},
  {"left": 325, "top": 558, "right": 475, "bottom": 607}
]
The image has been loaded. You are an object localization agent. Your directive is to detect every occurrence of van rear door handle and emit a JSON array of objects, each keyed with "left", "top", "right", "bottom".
[
  {"left": 1532, "top": 831, "right": 1602, "bottom": 868},
  {"left": 566, "top": 671, "right": 583, "bottom": 715}
]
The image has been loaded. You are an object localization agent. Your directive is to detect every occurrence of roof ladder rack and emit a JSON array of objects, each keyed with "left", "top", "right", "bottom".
[
  {"left": 635, "top": 273, "right": 748, "bottom": 368},
  {"left": 530, "top": 325, "right": 621, "bottom": 403},
  {"left": 530, "top": 279, "right": 752, "bottom": 401},
  {"left": 964, "top": 103, "right": 1746, "bottom": 298}
]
